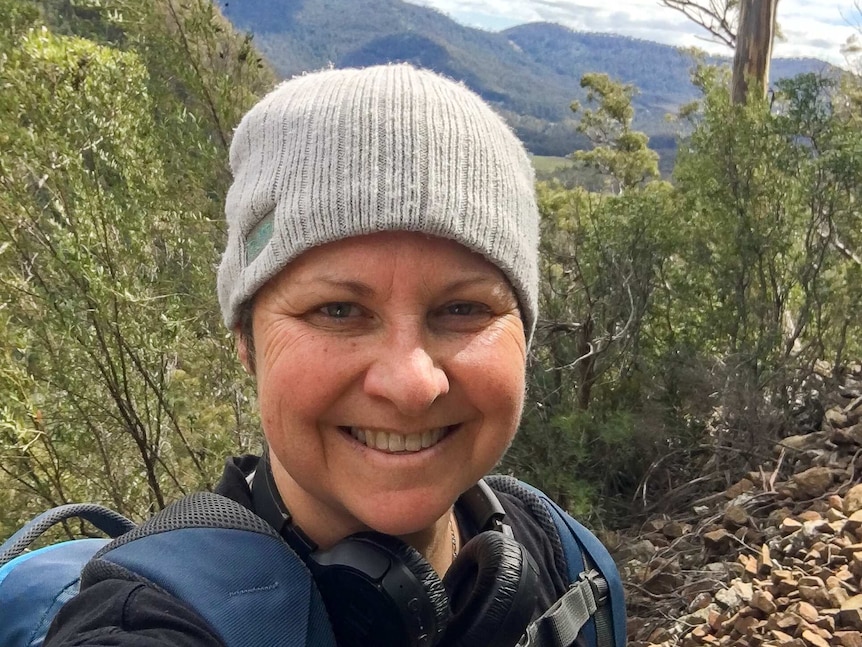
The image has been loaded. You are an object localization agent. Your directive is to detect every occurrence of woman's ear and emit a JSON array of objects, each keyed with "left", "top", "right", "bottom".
[{"left": 235, "top": 328, "right": 255, "bottom": 376}]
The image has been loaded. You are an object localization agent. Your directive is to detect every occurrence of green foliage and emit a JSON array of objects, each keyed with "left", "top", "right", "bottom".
[
  {"left": 673, "top": 70, "right": 862, "bottom": 382},
  {"left": 571, "top": 73, "right": 660, "bottom": 191},
  {"left": 0, "top": 0, "right": 273, "bottom": 538},
  {"left": 506, "top": 67, "right": 862, "bottom": 523},
  {"left": 500, "top": 75, "right": 682, "bottom": 519}
]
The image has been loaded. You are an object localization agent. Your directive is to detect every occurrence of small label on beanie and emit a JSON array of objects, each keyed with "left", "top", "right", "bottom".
[{"left": 245, "top": 212, "right": 274, "bottom": 264}]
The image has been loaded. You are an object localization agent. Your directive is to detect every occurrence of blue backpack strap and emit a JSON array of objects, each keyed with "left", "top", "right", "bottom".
[
  {"left": 517, "top": 481, "right": 626, "bottom": 647},
  {"left": 0, "top": 504, "right": 134, "bottom": 647},
  {"left": 0, "top": 504, "right": 134, "bottom": 567},
  {"left": 87, "top": 492, "right": 337, "bottom": 647}
]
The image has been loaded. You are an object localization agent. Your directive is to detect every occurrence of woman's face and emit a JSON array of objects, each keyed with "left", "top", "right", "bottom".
[{"left": 242, "top": 231, "right": 527, "bottom": 543}]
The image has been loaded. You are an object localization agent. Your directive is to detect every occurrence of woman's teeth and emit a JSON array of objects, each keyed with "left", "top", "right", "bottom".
[{"left": 347, "top": 427, "right": 449, "bottom": 453}]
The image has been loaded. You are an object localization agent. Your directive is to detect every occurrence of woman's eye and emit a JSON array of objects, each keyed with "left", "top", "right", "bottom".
[
  {"left": 445, "top": 302, "right": 483, "bottom": 316},
  {"left": 320, "top": 303, "right": 359, "bottom": 318}
]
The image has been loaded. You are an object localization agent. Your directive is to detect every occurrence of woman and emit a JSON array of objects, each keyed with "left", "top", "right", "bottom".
[{"left": 45, "top": 64, "right": 597, "bottom": 647}]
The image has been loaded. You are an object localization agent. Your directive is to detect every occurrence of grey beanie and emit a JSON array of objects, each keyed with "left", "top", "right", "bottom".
[{"left": 217, "top": 63, "right": 539, "bottom": 341}]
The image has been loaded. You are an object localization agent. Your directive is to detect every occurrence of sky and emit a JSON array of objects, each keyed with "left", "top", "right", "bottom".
[{"left": 404, "top": 0, "right": 861, "bottom": 66}]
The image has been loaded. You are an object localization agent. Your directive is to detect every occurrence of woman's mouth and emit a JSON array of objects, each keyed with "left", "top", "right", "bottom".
[{"left": 342, "top": 426, "right": 456, "bottom": 453}]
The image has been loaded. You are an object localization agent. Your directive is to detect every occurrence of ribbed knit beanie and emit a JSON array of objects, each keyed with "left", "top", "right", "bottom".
[{"left": 217, "top": 63, "right": 539, "bottom": 342}]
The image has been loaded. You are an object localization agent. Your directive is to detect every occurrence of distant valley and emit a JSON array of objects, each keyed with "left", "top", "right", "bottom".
[{"left": 217, "top": 0, "right": 834, "bottom": 159}]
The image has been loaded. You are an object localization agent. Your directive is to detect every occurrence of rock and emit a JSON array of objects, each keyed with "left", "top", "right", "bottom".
[
  {"left": 830, "top": 587, "right": 851, "bottom": 607},
  {"left": 643, "top": 518, "right": 667, "bottom": 533},
  {"left": 799, "top": 576, "right": 831, "bottom": 607},
  {"left": 829, "top": 507, "right": 848, "bottom": 522},
  {"left": 759, "top": 544, "right": 774, "bottom": 574},
  {"left": 726, "top": 478, "right": 756, "bottom": 499},
  {"left": 833, "top": 631, "right": 862, "bottom": 647},
  {"left": 801, "top": 629, "right": 831, "bottom": 647},
  {"left": 840, "top": 596, "right": 862, "bottom": 631},
  {"left": 688, "top": 592, "right": 714, "bottom": 612},
  {"left": 792, "top": 467, "right": 837, "bottom": 499},
  {"left": 766, "top": 612, "right": 802, "bottom": 633},
  {"left": 662, "top": 521, "right": 690, "bottom": 539},
  {"left": 827, "top": 408, "right": 851, "bottom": 428},
  {"left": 770, "top": 629, "right": 795, "bottom": 643},
  {"left": 791, "top": 601, "right": 820, "bottom": 623},
  {"left": 847, "top": 511, "right": 862, "bottom": 534},
  {"left": 623, "top": 539, "right": 657, "bottom": 562},
  {"left": 716, "top": 586, "right": 745, "bottom": 610},
  {"left": 845, "top": 485, "right": 862, "bottom": 515},
  {"left": 751, "top": 590, "right": 778, "bottom": 614},
  {"left": 780, "top": 434, "right": 823, "bottom": 451},
  {"left": 782, "top": 517, "right": 804, "bottom": 534},
  {"left": 724, "top": 505, "right": 751, "bottom": 529},
  {"left": 799, "top": 510, "right": 824, "bottom": 522},
  {"left": 620, "top": 373, "right": 862, "bottom": 647},
  {"left": 831, "top": 424, "right": 862, "bottom": 445},
  {"left": 704, "top": 528, "right": 734, "bottom": 553},
  {"left": 647, "top": 627, "right": 673, "bottom": 643}
]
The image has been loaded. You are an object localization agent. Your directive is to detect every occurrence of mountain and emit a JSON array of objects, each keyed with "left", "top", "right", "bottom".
[{"left": 217, "top": 0, "right": 834, "bottom": 157}]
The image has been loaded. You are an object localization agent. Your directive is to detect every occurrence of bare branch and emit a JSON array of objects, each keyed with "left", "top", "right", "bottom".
[{"left": 660, "top": 0, "right": 739, "bottom": 48}]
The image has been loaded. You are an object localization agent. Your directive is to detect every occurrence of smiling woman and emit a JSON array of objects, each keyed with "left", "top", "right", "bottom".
[{"left": 42, "top": 64, "right": 624, "bottom": 647}]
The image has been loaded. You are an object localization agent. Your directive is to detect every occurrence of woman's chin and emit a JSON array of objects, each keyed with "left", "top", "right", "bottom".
[{"left": 347, "top": 495, "right": 454, "bottom": 538}]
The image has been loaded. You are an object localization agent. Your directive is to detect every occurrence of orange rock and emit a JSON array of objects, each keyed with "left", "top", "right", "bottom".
[
  {"left": 740, "top": 554, "right": 758, "bottom": 577},
  {"left": 734, "top": 615, "right": 762, "bottom": 636},
  {"left": 752, "top": 590, "right": 778, "bottom": 614},
  {"left": 792, "top": 601, "right": 821, "bottom": 623},
  {"left": 802, "top": 629, "right": 830, "bottom": 647}
]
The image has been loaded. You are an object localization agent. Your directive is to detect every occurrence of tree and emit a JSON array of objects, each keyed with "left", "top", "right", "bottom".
[
  {"left": 731, "top": 0, "right": 779, "bottom": 103},
  {"left": 503, "top": 75, "right": 678, "bottom": 516},
  {"left": 660, "top": 0, "right": 739, "bottom": 48},
  {"left": 570, "top": 73, "right": 660, "bottom": 193},
  {"left": 660, "top": 0, "right": 780, "bottom": 103}
]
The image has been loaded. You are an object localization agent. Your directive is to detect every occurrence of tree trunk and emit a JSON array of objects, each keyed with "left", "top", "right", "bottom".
[{"left": 731, "top": 0, "right": 779, "bottom": 104}]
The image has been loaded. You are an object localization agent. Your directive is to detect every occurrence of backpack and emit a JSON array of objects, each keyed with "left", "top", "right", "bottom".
[{"left": 0, "top": 480, "right": 625, "bottom": 647}]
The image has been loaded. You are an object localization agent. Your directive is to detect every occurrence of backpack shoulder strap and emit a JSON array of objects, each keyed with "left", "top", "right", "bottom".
[
  {"left": 87, "top": 492, "right": 337, "bottom": 647},
  {"left": 0, "top": 504, "right": 135, "bottom": 647},
  {"left": 486, "top": 476, "right": 626, "bottom": 647},
  {"left": 0, "top": 504, "right": 134, "bottom": 567}
]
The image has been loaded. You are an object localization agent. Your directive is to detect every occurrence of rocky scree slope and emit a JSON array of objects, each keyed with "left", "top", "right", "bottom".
[{"left": 619, "top": 365, "right": 862, "bottom": 647}]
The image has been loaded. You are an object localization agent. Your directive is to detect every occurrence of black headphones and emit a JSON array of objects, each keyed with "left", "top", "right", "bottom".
[{"left": 252, "top": 454, "right": 538, "bottom": 647}]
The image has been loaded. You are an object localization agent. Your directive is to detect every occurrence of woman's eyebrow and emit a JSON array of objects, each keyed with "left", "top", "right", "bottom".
[
  {"left": 440, "top": 276, "right": 508, "bottom": 292},
  {"left": 293, "top": 274, "right": 508, "bottom": 296},
  {"left": 297, "top": 277, "right": 375, "bottom": 297}
]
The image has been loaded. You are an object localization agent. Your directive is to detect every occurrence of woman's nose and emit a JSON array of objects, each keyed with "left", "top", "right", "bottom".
[{"left": 363, "top": 343, "right": 450, "bottom": 415}]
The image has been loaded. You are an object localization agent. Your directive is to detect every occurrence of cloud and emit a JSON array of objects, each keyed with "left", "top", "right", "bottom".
[{"left": 405, "top": 0, "right": 859, "bottom": 64}]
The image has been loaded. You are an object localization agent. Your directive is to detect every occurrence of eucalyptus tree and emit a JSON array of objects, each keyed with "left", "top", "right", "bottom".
[{"left": 660, "top": 0, "right": 781, "bottom": 103}]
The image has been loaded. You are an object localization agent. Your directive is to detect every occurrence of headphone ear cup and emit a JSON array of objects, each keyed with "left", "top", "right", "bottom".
[
  {"left": 369, "top": 533, "right": 452, "bottom": 638},
  {"left": 441, "top": 531, "right": 539, "bottom": 647},
  {"left": 310, "top": 531, "right": 450, "bottom": 647}
]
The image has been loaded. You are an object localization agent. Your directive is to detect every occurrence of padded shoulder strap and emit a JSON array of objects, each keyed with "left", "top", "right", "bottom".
[
  {"left": 88, "top": 492, "right": 337, "bottom": 647},
  {"left": 515, "top": 481, "right": 626, "bottom": 647},
  {"left": 0, "top": 504, "right": 134, "bottom": 567},
  {"left": 485, "top": 477, "right": 626, "bottom": 647}
]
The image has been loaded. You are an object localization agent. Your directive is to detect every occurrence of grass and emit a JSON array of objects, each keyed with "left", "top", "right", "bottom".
[{"left": 531, "top": 155, "right": 574, "bottom": 174}]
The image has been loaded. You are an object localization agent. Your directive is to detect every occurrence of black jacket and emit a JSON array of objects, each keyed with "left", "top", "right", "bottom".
[{"left": 45, "top": 456, "right": 569, "bottom": 646}]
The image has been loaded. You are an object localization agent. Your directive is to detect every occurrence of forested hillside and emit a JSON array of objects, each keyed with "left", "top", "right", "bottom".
[{"left": 217, "top": 0, "right": 831, "bottom": 157}]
